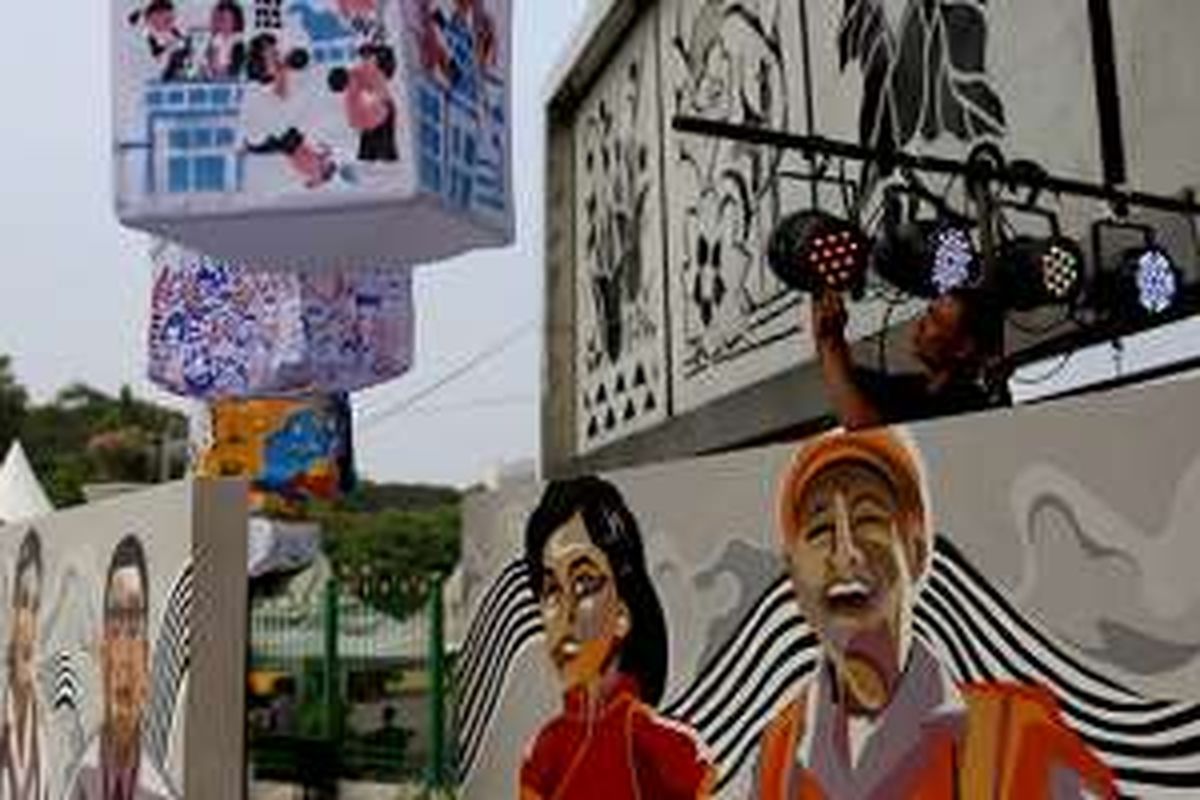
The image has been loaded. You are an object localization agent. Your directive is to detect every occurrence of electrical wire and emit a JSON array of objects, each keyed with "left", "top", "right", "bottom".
[
  {"left": 1006, "top": 311, "right": 1078, "bottom": 336},
  {"left": 875, "top": 298, "right": 898, "bottom": 373},
  {"left": 1010, "top": 350, "right": 1077, "bottom": 385},
  {"left": 358, "top": 320, "right": 537, "bottom": 430},
  {"left": 392, "top": 395, "right": 536, "bottom": 417}
]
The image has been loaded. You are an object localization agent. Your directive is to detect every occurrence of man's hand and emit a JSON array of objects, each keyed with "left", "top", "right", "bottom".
[
  {"left": 809, "top": 290, "right": 881, "bottom": 429},
  {"left": 811, "top": 291, "right": 848, "bottom": 345}
]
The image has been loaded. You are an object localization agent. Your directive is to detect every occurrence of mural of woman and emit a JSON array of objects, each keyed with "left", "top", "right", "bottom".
[
  {"left": 519, "top": 477, "right": 715, "bottom": 800},
  {"left": 0, "top": 529, "right": 46, "bottom": 800}
]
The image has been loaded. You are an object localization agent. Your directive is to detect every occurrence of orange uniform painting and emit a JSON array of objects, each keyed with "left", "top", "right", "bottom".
[{"left": 756, "top": 429, "right": 1116, "bottom": 799}]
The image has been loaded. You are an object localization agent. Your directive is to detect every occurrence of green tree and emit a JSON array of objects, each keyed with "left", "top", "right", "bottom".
[
  {"left": 20, "top": 382, "right": 187, "bottom": 506},
  {"left": 0, "top": 355, "right": 28, "bottom": 456},
  {"left": 315, "top": 495, "right": 461, "bottom": 617}
]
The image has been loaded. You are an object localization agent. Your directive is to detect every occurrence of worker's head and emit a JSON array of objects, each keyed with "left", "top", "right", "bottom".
[
  {"left": 912, "top": 288, "right": 1004, "bottom": 377},
  {"left": 777, "top": 429, "right": 931, "bottom": 696}
]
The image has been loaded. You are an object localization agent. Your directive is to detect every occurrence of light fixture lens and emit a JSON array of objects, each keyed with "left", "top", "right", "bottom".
[
  {"left": 931, "top": 227, "right": 977, "bottom": 295},
  {"left": 1135, "top": 248, "right": 1178, "bottom": 314},
  {"left": 1041, "top": 243, "right": 1082, "bottom": 301},
  {"left": 767, "top": 210, "right": 870, "bottom": 295}
]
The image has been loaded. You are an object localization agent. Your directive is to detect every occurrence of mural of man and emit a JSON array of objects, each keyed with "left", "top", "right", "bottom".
[
  {"left": 0, "top": 529, "right": 46, "bottom": 800},
  {"left": 756, "top": 429, "right": 1116, "bottom": 799},
  {"left": 69, "top": 536, "right": 176, "bottom": 800}
]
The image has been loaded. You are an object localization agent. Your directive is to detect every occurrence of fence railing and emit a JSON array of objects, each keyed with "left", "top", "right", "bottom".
[{"left": 247, "top": 572, "right": 453, "bottom": 794}]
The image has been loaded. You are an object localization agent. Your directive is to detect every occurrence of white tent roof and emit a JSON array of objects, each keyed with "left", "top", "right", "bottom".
[{"left": 0, "top": 441, "right": 53, "bottom": 524}]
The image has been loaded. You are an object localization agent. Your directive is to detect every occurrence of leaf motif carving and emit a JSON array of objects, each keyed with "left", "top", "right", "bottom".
[
  {"left": 838, "top": 0, "right": 1007, "bottom": 181},
  {"left": 893, "top": 4, "right": 928, "bottom": 146},
  {"left": 936, "top": 2, "right": 1005, "bottom": 140}
]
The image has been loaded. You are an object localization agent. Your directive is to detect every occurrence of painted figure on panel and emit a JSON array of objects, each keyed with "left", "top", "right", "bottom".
[
  {"left": 520, "top": 477, "right": 715, "bottom": 800},
  {"left": 69, "top": 536, "right": 177, "bottom": 800},
  {"left": 0, "top": 530, "right": 46, "bottom": 800},
  {"left": 205, "top": 0, "right": 247, "bottom": 80},
  {"left": 328, "top": 44, "right": 400, "bottom": 163},
  {"left": 757, "top": 429, "right": 1116, "bottom": 799}
]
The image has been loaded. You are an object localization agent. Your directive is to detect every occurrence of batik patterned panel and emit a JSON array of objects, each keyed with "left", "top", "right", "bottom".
[{"left": 148, "top": 242, "right": 413, "bottom": 398}]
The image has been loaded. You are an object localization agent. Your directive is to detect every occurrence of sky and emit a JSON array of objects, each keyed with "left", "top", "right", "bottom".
[{"left": 0, "top": 0, "right": 592, "bottom": 489}]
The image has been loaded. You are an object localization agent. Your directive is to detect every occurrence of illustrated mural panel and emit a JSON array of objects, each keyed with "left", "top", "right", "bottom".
[
  {"left": 0, "top": 481, "right": 244, "bottom": 800},
  {"left": 573, "top": 11, "right": 669, "bottom": 452},
  {"left": 198, "top": 393, "right": 355, "bottom": 511},
  {"left": 112, "top": 0, "right": 512, "bottom": 266},
  {"left": 115, "top": 0, "right": 414, "bottom": 199},
  {"left": 461, "top": 374, "right": 1200, "bottom": 798}
]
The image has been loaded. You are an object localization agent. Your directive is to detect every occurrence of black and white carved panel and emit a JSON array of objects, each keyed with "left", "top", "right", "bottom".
[
  {"left": 811, "top": 0, "right": 1104, "bottom": 215},
  {"left": 662, "top": 0, "right": 817, "bottom": 413},
  {"left": 574, "top": 12, "right": 668, "bottom": 452}
]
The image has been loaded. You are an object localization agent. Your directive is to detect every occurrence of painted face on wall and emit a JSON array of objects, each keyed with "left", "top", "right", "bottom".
[
  {"left": 9, "top": 579, "right": 38, "bottom": 698},
  {"left": 538, "top": 514, "right": 630, "bottom": 691},
  {"left": 785, "top": 462, "right": 920, "bottom": 669},
  {"left": 212, "top": 6, "right": 238, "bottom": 36},
  {"left": 103, "top": 566, "right": 150, "bottom": 749},
  {"left": 147, "top": 5, "right": 175, "bottom": 34}
]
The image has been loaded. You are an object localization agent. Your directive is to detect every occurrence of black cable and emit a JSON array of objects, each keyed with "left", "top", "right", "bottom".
[
  {"left": 876, "top": 298, "right": 898, "bottom": 373},
  {"left": 358, "top": 320, "right": 537, "bottom": 430},
  {"left": 1011, "top": 350, "right": 1077, "bottom": 385},
  {"left": 1006, "top": 311, "right": 1078, "bottom": 336},
  {"left": 397, "top": 395, "right": 537, "bottom": 417}
]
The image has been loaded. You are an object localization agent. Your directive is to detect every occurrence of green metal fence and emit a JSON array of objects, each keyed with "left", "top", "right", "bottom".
[{"left": 248, "top": 571, "right": 452, "bottom": 795}]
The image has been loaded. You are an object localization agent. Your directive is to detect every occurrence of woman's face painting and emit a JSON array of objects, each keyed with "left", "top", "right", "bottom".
[
  {"left": 214, "top": 8, "right": 236, "bottom": 35},
  {"left": 539, "top": 514, "right": 629, "bottom": 690},
  {"left": 148, "top": 7, "right": 175, "bottom": 33}
]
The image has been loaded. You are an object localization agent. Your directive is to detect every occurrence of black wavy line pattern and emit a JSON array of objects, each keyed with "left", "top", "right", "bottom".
[
  {"left": 457, "top": 563, "right": 530, "bottom": 698},
  {"left": 146, "top": 562, "right": 194, "bottom": 767},
  {"left": 456, "top": 561, "right": 544, "bottom": 780},
  {"left": 662, "top": 578, "right": 794, "bottom": 720},
  {"left": 52, "top": 651, "right": 80, "bottom": 712},
  {"left": 456, "top": 568, "right": 539, "bottom": 727},
  {"left": 456, "top": 539, "right": 1200, "bottom": 795}
]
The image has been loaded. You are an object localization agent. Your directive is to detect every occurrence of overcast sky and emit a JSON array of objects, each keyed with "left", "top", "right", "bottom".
[{"left": 0, "top": 0, "right": 591, "bottom": 488}]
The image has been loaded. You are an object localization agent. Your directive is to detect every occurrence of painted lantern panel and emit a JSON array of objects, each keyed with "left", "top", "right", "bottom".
[
  {"left": 147, "top": 241, "right": 414, "bottom": 398},
  {"left": 113, "top": 0, "right": 512, "bottom": 268}
]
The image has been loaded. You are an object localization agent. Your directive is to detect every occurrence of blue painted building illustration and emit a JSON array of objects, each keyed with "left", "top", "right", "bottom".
[
  {"left": 126, "top": 81, "right": 247, "bottom": 195},
  {"left": 414, "top": 9, "right": 507, "bottom": 216}
]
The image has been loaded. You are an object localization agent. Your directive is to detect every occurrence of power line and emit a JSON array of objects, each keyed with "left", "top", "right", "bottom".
[
  {"left": 359, "top": 320, "right": 537, "bottom": 430},
  {"left": 391, "top": 394, "right": 536, "bottom": 417}
]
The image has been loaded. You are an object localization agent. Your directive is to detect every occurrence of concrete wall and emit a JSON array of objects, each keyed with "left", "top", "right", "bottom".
[
  {"left": 463, "top": 371, "right": 1200, "bottom": 798},
  {"left": 0, "top": 479, "right": 247, "bottom": 799},
  {"left": 544, "top": 0, "right": 1200, "bottom": 477}
]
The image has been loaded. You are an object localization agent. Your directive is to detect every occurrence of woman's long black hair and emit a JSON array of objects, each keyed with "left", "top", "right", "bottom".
[{"left": 524, "top": 476, "right": 669, "bottom": 706}]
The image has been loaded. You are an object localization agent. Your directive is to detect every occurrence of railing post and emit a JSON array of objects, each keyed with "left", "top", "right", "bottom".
[
  {"left": 323, "top": 578, "right": 341, "bottom": 742},
  {"left": 427, "top": 573, "right": 447, "bottom": 790}
]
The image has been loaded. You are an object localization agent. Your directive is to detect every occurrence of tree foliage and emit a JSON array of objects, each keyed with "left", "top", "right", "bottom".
[
  {"left": 0, "top": 367, "right": 188, "bottom": 507},
  {"left": 0, "top": 356, "right": 29, "bottom": 458},
  {"left": 315, "top": 489, "right": 462, "bottom": 617}
]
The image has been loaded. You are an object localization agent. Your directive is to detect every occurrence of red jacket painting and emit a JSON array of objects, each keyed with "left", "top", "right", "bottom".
[{"left": 519, "top": 675, "right": 714, "bottom": 800}]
